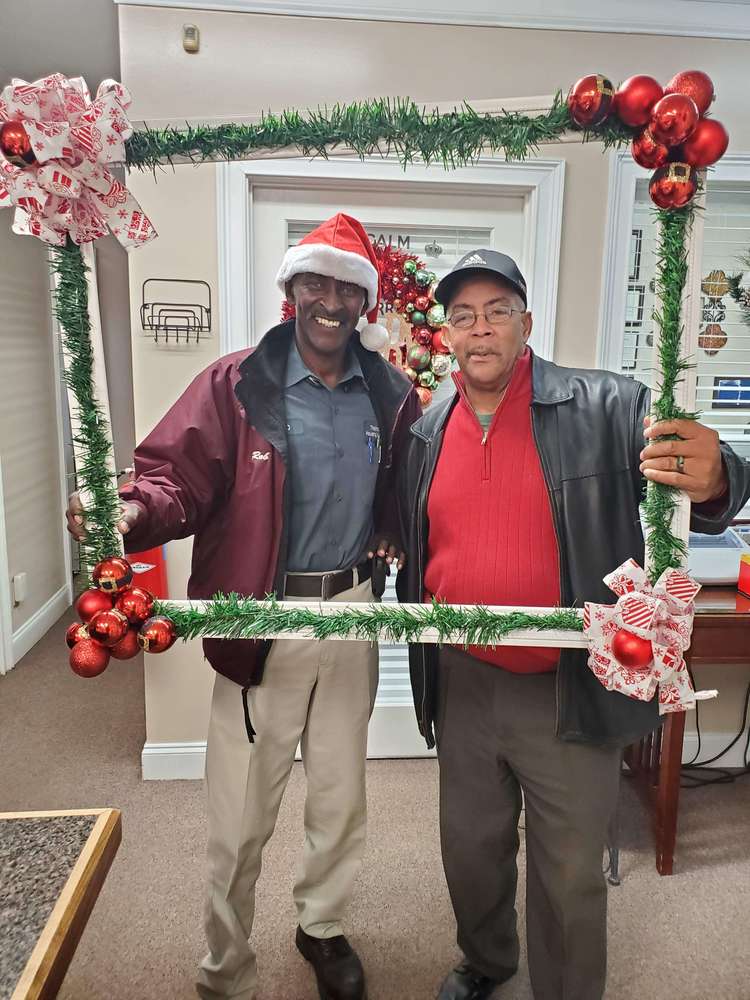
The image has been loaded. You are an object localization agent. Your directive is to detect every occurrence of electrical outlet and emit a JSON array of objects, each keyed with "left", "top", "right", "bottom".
[
  {"left": 182, "top": 24, "right": 200, "bottom": 53},
  {"left": 12, "top": 572, "right": 27, "bottom": 606}
]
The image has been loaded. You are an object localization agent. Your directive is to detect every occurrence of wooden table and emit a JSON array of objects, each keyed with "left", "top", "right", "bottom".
[
  {"left": 1, "top": 808, "right": 121, "bottom": 1000},
  {"left": 624, "top": 588, "right": 750, "bottom": 875}
]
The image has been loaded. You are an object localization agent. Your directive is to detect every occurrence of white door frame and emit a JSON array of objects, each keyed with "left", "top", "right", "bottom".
[
  {"left": 597, "top": 151, "right": 750, "bottom": 374},
  {"left": 215, "top": 153, "right": 565, "bottom": 757},
  {"left": 217, "top": 155, "right": 565, "bottom": 360}
]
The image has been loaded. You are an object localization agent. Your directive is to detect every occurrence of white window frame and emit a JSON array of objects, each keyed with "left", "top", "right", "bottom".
[
  {"left": 216, "top": 154, "right": 565, "bottom": 360},
  {"left": 597, "top": 151, "right": 750, "bottom": 446}
]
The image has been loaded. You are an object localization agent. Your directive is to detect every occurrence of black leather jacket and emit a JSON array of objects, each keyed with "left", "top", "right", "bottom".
[{"left": 396, "top": 352, "right": 750, "bottom": 748}]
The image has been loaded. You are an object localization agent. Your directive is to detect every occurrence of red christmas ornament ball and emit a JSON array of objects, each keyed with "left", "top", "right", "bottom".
[
  {"left": 392, "top": 297, "right": 403, "bottom": 312},
  {"left": 110, "top": 628, "right": 142, "bottom": 661},
  {"left": 88, "top": 608, "right": 130, "bottom": 648},
  {"left": 115, "top": 586, "right": 155, "bottom": 625},
  {"left": 138, "top": 616, "right": 177, "bottom": 654},
  {"left": 415, "top": 386, "right": 433, "bottom": 407},
  {"left": 65, "top": 622, "right": 89, "bottom": 648},
  {"left": 631, "top": 129, "right": 671, "bottom": 170},
  {"left": 649, "top": 162, "right": 698, "bottom": 210},
  {"left": 76, "top": 587, "right": 114, "bottom": 623},
  {"left": 611, "top": 629, "right": 653, "bottom": 670},
  {"left": 649, "top": 93, "right": 699, "bottom": 147},
  {"left": 664, "top": 69, "right": 715, "bottom": 116},
  {"left": 414, "top": 294, "right": 431, "bottom": 313},
  {"left": 414, "top": 328, "right": 433, "bottom": 347},
  {"left": 567, "top": 74, "right": 615, "bottom": 127},
  {"left": 678, "top": 118, "right": 729, "bottom": 168},
  {"left": 69, "top": 639, "right": 111, "bottom": 678},
  {"left": 432, "top": 328, "right": 451, "bottom": 354},
  {"left": 407, "top": 344, "right": 432, "bottom": 372},
  {"left": 614, "top": 75, "right": 663, "bottom": 127},
  {"left": 92, "top": 556, "right": 133, "bottom": 594},
  {"left": 0, "top": 121, "right": 36, "bottom": 167}
]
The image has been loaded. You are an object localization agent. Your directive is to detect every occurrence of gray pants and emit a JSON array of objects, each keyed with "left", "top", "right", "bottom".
[{"left": 436, "top": 647, "right": 621, "bottom": 1000}]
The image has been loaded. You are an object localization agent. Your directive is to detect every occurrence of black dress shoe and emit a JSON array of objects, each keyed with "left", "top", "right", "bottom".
[
  {"left": 437, "top": 961, "right": 512, "bottom": 1000},
  {"left": 295, "top": 925, "right": 366, "bottom": 1000}
]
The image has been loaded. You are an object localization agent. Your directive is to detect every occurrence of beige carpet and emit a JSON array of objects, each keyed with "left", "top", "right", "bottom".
[{"left": 2, "top": 614, "right": 750, "bottom": 1000}]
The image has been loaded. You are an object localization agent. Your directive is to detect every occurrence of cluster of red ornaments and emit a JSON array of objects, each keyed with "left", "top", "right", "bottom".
[
  {"left": 66, "top": 556, "right": 176, "bottom": 677},
  {"left": 568, "top": 69, "right": 729, "bottom": 210}
]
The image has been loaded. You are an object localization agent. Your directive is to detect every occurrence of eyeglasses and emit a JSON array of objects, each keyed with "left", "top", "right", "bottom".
[{"left": 447, "top": 305, "right": 526, "bottom": 331}]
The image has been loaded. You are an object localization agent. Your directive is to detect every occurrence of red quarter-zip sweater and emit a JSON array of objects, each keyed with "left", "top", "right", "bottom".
[{"left": 424, "top": 348, "right": 561, "bottom": 672}]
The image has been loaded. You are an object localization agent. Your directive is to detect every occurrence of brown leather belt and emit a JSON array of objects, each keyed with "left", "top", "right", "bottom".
[{"left": 284, "top": 560, "right": 372, "bottom": 600}]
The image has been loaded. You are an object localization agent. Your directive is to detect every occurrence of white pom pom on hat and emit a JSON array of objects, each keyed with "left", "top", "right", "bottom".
[
  {"left": 276, "top": 213, "right": 386, "bottom": 351},
  {"left": 357, "top": 316, "right": 390, "bottom": 352}
]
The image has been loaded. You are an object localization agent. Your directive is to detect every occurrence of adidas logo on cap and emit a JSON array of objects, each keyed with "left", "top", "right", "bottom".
[{"left": 461, "top": 253, "right": 487, "bottom": 267}]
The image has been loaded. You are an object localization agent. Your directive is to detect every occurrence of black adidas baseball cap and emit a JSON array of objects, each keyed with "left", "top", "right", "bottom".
[{"left": 434, "top": 249, "right": 528, "bottom": 309}]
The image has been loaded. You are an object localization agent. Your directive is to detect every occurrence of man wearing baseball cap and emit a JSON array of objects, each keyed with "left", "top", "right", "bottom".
[
  {"left": 396, "top": 249, "right": 749, "bottom": 1000},
  {"left": 67, "top": 213, "right": 419, "bottom": 1000}
]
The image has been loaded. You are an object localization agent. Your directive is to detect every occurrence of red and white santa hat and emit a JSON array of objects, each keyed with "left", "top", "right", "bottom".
[{"left": 275, "top": 212, "right": 390, "bottom": 351}]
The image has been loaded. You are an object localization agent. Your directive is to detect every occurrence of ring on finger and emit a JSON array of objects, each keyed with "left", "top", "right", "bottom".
[{"left": 675, "top": 454, "right": 685, "bottom": 473}]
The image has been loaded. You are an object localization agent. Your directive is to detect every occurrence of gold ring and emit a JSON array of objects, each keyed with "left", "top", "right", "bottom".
[{"left": 676, "top": 454, "right": 685, "bottom": 473}]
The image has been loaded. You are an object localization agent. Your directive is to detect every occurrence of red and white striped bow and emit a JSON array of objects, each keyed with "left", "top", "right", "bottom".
[
  {"left": 0, "top": 73, "right": 156, "bottom": 248},
  {"left": 583, "top": 558, "right": 716, "bottom": 714}
]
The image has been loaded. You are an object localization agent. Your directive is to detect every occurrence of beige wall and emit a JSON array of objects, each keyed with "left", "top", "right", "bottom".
[
  {"left": 119, "top": 6, "right": 750, "bottom": 372},
  {"left": 120, "top": 5, "right": 750, "bottom": 747},
  {"left": 127, "top": 163, "right": 220, "bottom": 741}
]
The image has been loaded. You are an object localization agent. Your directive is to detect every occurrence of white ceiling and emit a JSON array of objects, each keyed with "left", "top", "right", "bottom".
[{"left": 112, "top": 0, "right": 750, "bottom": 39}]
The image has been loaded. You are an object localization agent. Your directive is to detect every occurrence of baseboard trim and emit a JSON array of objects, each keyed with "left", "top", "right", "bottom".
[
  {"left": 142, "top": 741, "right": 207, "bottom": 780},
  {"left": 681, "top": 731, "right": 748, "bottom": 770},
  {"left": 12, "top": 585, "right": 71, "bottom": 665},
  {"left": 141, "top": 730, "right": 747, "bottom": 780}
]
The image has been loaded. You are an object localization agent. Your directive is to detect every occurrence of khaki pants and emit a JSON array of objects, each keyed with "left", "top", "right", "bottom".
[
  {"left": 436, "top": 647, "right": 621, "bottom": 1000},
  {"left": 196, "top": 576, "right": 379, "bottom": 1000}
]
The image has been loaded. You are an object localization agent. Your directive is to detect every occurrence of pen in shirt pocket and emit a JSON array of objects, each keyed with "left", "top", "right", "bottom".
[{"left": 365, "top": 425, "right": 381, "bottom": 465}]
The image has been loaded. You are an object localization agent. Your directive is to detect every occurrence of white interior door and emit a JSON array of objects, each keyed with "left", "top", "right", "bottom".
[{"left": 250, "top": 180, "right": 526, "bottom": 757}]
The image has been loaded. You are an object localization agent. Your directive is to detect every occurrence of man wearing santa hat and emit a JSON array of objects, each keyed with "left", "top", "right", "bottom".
[{"left": 67, "top": 213, "right": 419, "bottom": 1000}]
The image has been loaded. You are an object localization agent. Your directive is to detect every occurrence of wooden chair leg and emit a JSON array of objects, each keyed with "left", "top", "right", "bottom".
[{"left": 654, "top": 709, "right": 686, "bottom": 875}]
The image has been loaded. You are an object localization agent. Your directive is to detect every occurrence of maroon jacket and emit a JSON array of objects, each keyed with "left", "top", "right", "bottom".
[{"left": 121, "top": 319, "right": 420, "bottom": 687}]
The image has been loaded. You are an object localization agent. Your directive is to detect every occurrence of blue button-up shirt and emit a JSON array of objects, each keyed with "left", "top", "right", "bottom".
[{"left": 284, "top": 339, "right": 380, "bottom": 572}]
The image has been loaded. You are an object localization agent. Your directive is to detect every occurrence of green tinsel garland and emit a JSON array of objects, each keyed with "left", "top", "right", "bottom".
[
  {"left": 154, "top": 596, "right": 584, "bottom": 646},
  {"left": 126, "top": 95, "right": 636, "bottom": 171},
  {"left": 643, "top": 205, "right": 697, "bottom": 582},
  {"left": 50, "top": 240, "right": 122, "bottom": 573},
  {"left": 52, "top": 93, "right": 696, "bottom": 636}
]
